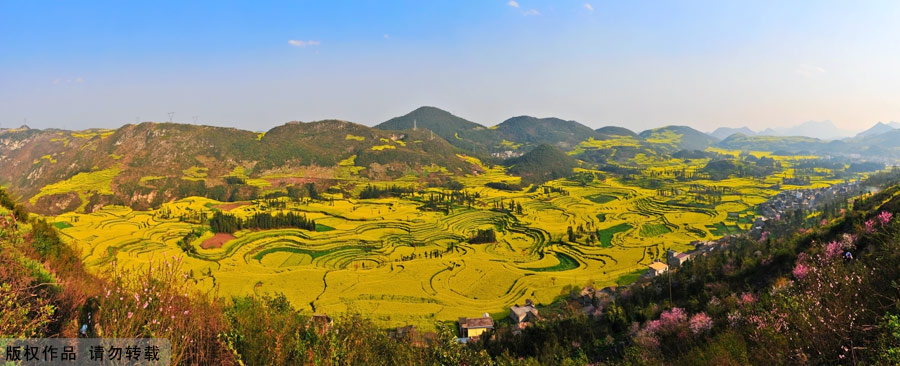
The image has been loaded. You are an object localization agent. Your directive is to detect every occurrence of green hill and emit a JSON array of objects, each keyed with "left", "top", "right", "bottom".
[
  {"left": 0, "top": 120, "right": 473, "bottom": 214},
  {"left": 374, "top": 106, "right": 500, "bottom": 154},
  {"left": 495, "top": 116, "right": 601, "bottom": 151},
  {"left": 639, "top": 125, "right": 719, "bottom": 151},
  {"left": 506, "top": 144, "right": 577, "bottom": 184},
  {"left": 716, "top": 133, "right": 824, "bottom": 153},
  {"left": 596, "top": 126, "right": 638, "bottom": 137}
]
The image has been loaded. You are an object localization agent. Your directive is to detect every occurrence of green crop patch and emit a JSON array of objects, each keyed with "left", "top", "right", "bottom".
[
  {"left": 525, "top": 252, "right": 580, "bottom": 272},
  {"left": 597, "top": 223, "right": 632, "bottom": 247},
  {"left": 639, "top": 223, "right": 672, "bottom": 237}
]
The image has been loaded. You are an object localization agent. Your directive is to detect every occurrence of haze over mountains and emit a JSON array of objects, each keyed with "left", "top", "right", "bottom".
[{"left": 711, "top": 120, "right": 868, "bottom": 140}]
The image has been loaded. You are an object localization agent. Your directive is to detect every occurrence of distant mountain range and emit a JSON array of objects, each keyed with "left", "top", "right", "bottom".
[
  {"left": 3, "top": 105, "right": 900, "bottom": 215},
  {"left": 710, "top": 127, "right": 756, "bottom": 140},
  {"left": 374, "top": 106, "right": 604, "bottom": 153},
  {"left": 711, "top": 121, "right": 895, "bottom": 141},
  {"left": 856, "top": 121, "right": 900, "bottom": 138}
]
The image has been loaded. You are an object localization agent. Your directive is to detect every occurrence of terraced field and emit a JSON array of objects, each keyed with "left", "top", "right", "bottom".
[{"left": 48, "top": 152, "right": 855, "bottom": 329}]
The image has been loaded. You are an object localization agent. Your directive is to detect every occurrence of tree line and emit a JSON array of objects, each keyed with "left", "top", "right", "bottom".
[{"left": 209, "top": 211, "right": 316, "bottom": 233}]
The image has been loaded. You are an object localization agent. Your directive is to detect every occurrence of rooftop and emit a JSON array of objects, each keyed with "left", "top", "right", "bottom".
[{"left": 459, "top": 317, "right": 494, "bottom": 329}]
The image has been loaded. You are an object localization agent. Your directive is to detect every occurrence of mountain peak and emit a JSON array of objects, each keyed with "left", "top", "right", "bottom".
[
  {"left": 758, "top": 120, "right": 854, "bottom": 140},
  {"left": 856, "top": 121, "right": 900, "bottom": 138},
  {"left": 710, "top": 126, "right": 755, "bottom": 140},
  {"left": 596, "top": 126, "right": 638, "bottom": 137},
  {"left": 638, "top": 125, "right": 719, "bottom": 151},
  {"left": 374, "top": 106, "right": 495, "bottom": 153},
  {"left": 495, "top": 116, "right": 600, "bottom": 151}
]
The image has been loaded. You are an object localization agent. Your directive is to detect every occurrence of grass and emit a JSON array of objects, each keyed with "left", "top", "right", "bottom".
[
  {"left": 615, "top": 269, "right": 645, "bottom": 286},
  {"left": 586, "top": 194, "right": 618, "bottom": 205},
  {"left": 51, "top": 221, "right": 72, "bottom": 229},
  {"left": 525, "top": 252, "right": 579, "bottom": 272},
  {"left": 639, "top": 223, "right": 672, "bottom": 237},
  {"left": 707, "top": 222, "right": 741, "bottom": 236},
  {"left": 597, "top": 223, "right": 632, "bottom": 247},
  {"left": 315, "top": 224, "right": 335, "bottom": 232}
]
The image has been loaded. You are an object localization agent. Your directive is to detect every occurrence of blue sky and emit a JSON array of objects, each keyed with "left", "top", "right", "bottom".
[{"left": 1, "top": 1, "right": 899, "bottom": 132}]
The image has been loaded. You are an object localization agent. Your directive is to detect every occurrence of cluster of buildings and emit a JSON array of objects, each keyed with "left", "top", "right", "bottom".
[
  {"left": 756, "top": 181, "right": 862, "bottom": 224},
  {"left": 455, "top": 299, "right": 542, "bottom": 343},
  {"left": 490, "top": 150, "right": 524, "bottom": 160}
]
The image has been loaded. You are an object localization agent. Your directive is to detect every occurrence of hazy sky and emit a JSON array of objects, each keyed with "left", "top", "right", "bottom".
[{"left": 2, "top": 1, "right": 899, "bottom": 132}]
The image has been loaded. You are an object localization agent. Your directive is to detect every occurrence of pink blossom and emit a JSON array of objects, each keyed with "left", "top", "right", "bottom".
[
  {"left": 127, "top": 312, "right": 133, "bottom": 319},
  {"left": 824, "top": 240, "right": 843, "bottom": 260},
  {"left": 878, "top": 211, "right": 893, "bottom": 225},
  {"left": 865, "top": 219, "right": 876, "bottom": 233},
  {"left": 660, "top": 307, "right": 687, "bottom": 330},
  {"left": 689, "top": 312, "right": 713, "bottom": 335},
  {"left": 739, "top": 292, "right": 757, "bottom": 305},
  {"left": 792, "top": 262, "right": 809, "bottom": 280},
  {"left": 644, "top": 320, "right": 661, "bottom": 334}
]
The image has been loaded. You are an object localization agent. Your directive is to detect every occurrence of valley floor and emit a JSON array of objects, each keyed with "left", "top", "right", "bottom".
[{"left": 50, "top": 171, "right": 847, "bottom": 329}]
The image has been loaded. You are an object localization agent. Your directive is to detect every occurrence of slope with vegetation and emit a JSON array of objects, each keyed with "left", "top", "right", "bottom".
[
  {"left": 0, "top": 120, "right": 474, "bottom": 214},
  {"left": 494, "top": 116, "right": 603, "bottom": 152},
  {"left": 639, "top": 125, "right": 720, "bottom": 152},
  {"left": 505, "top": 144, "right": 577, "bottom": 185},
  {"left": 374, "top": 106, "right": 501, "bottom": 155}
]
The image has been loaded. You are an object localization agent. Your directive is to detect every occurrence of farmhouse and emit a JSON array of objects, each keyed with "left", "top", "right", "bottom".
[
  {"left": 667, "top": 250, "right": 693, "bottom": 267},
  {"left": 459, "top": 314, "right": 494, "bottom": 339},
  {"left": 509, "top": 300, "right": 540, "bottom": 328},
  {"left": 648, "top": 261, "right": 669, "bottom": 277}
]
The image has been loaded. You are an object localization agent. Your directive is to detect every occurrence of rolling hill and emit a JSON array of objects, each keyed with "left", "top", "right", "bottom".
[
  {"left": 856, "top": 121, "right": 900, "bottom": 138},
  {"left": 505, "top": 144, "right": 577, "bottom": 185},
  {"left": 0, "top": 120, "right": 474, "bottom": 214},
  {"left": 709, "top": 126, "right": 755, "bottom": 140},
  {"left": 494, "top": 116, "right": 602, "bottom": 151},
  {"left": 374, "top": 106, "right": 500, "bottom": 154},
  {"left": 639, "top": 125, "right": 719, "bottom": 151},
  {"left": 596, "top": 126, "right": 638, "bottom": 137}
]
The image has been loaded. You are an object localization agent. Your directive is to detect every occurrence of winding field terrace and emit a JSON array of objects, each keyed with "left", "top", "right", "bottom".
[
  {"left": 0, "top": 111, "right": 876, "bottom": 330},
  {"left": 46, "top": 153, "right": 853, "bottom": 329}
]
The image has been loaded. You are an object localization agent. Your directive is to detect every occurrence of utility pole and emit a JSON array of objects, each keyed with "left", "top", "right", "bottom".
[
  {"left": 192, "top": 116, "right": 199, "bottom": 125},
  {"left": 167, "top": 112, "right": 175, "bottom": 122}
]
